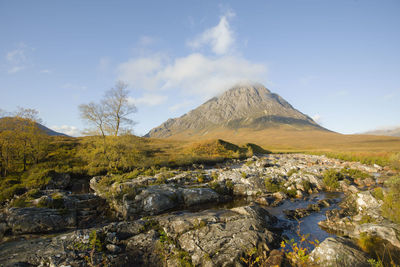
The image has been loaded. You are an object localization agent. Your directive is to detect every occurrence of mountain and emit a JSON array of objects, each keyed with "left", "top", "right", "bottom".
[
  {"left": 363, "top": 127, "right": 400, "bottom": 137},
  {"left": 146, "top": 83, "right": 327, "bottom": 139},
  {"left": 0, "top": 117, "right": 68, "bottom": 137}
]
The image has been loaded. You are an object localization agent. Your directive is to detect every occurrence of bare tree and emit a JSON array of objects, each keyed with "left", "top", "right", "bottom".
[
  {"left": 79, "top": 81, "right": 137, "bottom": 137},
  {"left": 15, "top": 107, "right": 43, "bottom": 123},
  {"left": 79, "top": 102, "right": 107, "bottom": 138},
  {"left": 103, "top": 81, "right": 137, "bottom": 136}
]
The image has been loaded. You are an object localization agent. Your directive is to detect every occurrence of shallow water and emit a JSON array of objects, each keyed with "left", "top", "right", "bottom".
[
  {"left": 182, "top": 191, "right": 343, "bottom": 244},
  {"left": 264, "top": 192, "right": 343, "bottom": 244}
]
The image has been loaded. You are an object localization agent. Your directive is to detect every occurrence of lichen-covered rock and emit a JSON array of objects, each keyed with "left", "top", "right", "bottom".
[
  {"left": 159, "top": 205, "right": 279, "bottom": 266},
  {"left": 6, "top": 207, "right": 76, "bottom": 234}
]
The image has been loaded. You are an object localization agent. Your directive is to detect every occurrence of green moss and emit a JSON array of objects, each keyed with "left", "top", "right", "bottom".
[
  {"left": 372, "top": 187, "right": 384, "bottom": 201},
  {"left": 359, "top": 214, "right": 376, "bottom": 224}
]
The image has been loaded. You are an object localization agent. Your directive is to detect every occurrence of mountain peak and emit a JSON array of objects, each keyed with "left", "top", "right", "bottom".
[{"left": 146, "top": 84, "right": 323, "bottom": 138}]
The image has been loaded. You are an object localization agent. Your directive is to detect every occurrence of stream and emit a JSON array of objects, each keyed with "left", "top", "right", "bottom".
[{"left": 181, "top": 191, "right": 343, "bottom": 245}]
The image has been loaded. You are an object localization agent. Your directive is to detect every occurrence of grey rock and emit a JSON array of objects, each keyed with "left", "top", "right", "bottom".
[
  {"left": 6, "top": 207, "right": 76, "bottom": 234},
  {"left": 181, "top": 188, "right": 219, "bottom": 206},
  {"left": 310, "top": 237, "right": 370, "bottom": 267}
]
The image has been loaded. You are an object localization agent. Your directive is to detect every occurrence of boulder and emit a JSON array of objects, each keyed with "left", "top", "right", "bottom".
[
  {"left": 181, "top": 188, "right": 219, "bottom": 206},
  {"left": 159, "top": 205, "right": 279, "bottom": 266},
  {"left": 310, "top": 237, "right": 370, "bottom": 267},
  {"left": 6, "top": 207, "right": 76, "bottom": 234}
]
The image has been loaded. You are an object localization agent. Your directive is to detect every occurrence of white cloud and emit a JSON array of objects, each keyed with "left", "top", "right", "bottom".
[
  {"left": 312, "top": 114, "right": 323, "bottom": 124},
  {"left": 169, "top": 100, "right": 194, "bottom": 112},
  {"left": 8, "top": 66, "right": 26, "bottom": 74},
  {"left": 128, "top": 93, "right": 168, "bottom": 107},
  {"left": 118, "top": 54, "right": 166, "bottom": 91},
  {"left": 383, "top": 93, "right": 396, "bottom": 100},
  {"left": 138, "top": 36, "right": 155, "bottom": 46},
  {"left": 5, "top": 43, "right": 32, "bottom": 74},
  {"left": 118, "top": 53, "right": 267, "bottom": 99},
  {"left": 40, "top": 69, "right": 51, "bottom": 74},
  {"left": 188, "top": 10, "right": 235, "bottom": 55},
  {"left": 117, "top": 9, "right": 267, "bottom": 100},
  {"left": 51, "top": 125, "right": 80, "bottom": 137}
]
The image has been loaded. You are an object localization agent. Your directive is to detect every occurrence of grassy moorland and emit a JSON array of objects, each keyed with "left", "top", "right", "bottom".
[{"left": 163, "top": 126, "right": 400, "bottom": 169}]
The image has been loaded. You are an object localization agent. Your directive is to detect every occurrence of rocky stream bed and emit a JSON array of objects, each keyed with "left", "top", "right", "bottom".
[{"left": 0, "top": 154, "right": 399, "bottom": 266}]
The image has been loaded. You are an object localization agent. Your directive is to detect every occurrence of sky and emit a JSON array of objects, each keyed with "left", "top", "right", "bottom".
[{"left": 1, "top": 0, "right": 399, "bottom": 136}]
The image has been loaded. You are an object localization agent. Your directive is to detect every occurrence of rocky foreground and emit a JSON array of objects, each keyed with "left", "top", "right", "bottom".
[{"left": 0, "top": 154, "right": 398, "bottom": 266}]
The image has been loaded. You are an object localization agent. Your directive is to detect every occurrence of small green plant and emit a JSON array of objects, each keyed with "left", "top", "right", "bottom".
[
  {"left": 323, "top": 169, "right": 342, "bottom": 190},
  {"left": 287, "top": 168, "right": 299, "bottom": 177},
  {"left": 359, "top": 214, "right": 376, "bottom": 224},
  {"left": 301, "top": 180, "right": 312, "bottom": 192},
  {"left": 240, "top": 247, "right": 267, "bottom": 267},
  {"left": 226, "top": 180, "right": 234, "bottom": 191},
  {"left": 245, "top": 160, "right": 255, "bottom": 166},
  {"left": 174, "top": 250, "right": 193, "bottom": 267},
  {"left": 197, "top": 174, "right": 205, "bottom": 183},
  {"left": 264, "top": 178, "right": 282, "bottom": 193},
  {"left": 284, "top": 188, "right": 298, "bottom": 198},
  {"left": 241, "top": 172, "right": 247, "bottom": 179},
  {"left": 368, "top": 258, "right": 384, "bottom": 267},
  {"left": 211, "top": 171, "right": 219, "bottom": 180},
  {"left": 208, "top": 181, "right": 226, "bottom": 195},
  {"left": 73, "top": 230, "right": 107, "bottom": 267}
]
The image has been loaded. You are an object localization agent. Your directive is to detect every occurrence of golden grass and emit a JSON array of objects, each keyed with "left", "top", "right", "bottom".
[{"left": 163, "top": 126, "right": 400, "bottom": 153}]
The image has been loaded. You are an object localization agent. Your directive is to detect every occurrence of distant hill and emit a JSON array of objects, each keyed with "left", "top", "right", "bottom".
[
  {"left": 0, "top": 117, "right": 68, "bottom": 137},
  {"left": 146, "top": 83, "right": 327, "bottom": 139},
  {"left": 363, "top": 127, "right": 400, "bottom": 137}
]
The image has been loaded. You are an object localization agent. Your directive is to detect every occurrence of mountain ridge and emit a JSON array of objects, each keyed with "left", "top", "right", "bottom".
[
  {"left": 0, "top": 117, "right": 68, "bottom": 137},
  {"left": 362, "top": 127, "right": 400, "bottom": 137},
  {"left": 146, "top": 84, "right": 326, "bottom": 138}
]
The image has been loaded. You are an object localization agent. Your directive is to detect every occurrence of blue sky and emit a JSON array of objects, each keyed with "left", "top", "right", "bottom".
[{"left": 1, "top": 0, "right": 399, "bottom": 136}]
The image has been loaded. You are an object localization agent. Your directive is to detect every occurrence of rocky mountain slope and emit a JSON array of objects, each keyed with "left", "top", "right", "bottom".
[{"left": 146, "top": 83, "right": 326, "bottom": 138}]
